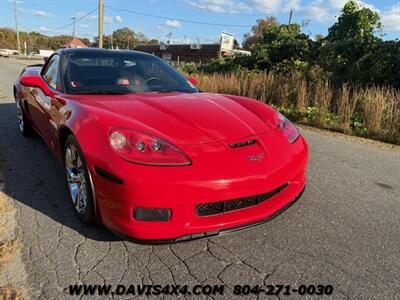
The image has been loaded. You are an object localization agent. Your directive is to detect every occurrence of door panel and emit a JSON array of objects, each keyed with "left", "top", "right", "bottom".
[{"left": 27, "top": 54, "right": 61, "bottom": 150}]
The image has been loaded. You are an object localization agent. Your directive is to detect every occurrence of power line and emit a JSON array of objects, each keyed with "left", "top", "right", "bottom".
[
  {"left": 105, "top": 4, "right": 253, "bottom": 28},
  {"left": 173, "top": 0, "right": 270, "bottom": 17},
  {"left": 53, "top": 7, "right": 98, "bottom": 32}
]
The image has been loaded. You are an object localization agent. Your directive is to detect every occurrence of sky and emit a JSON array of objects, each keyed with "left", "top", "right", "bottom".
[{"left": 0, "top": 0, "right": 399, "bottom": 45}]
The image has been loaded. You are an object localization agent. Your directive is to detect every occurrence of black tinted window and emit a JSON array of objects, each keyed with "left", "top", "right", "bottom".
[{"left": 63, "top": 52, "right": 198, "bottom": 94}]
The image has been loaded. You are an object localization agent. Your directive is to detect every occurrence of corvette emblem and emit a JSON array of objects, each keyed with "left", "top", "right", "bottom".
[{"left": 248, "top": 153, "right": 264, "bottom": 161}]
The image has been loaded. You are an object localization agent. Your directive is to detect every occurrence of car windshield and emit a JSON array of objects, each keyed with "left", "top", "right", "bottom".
[{"left": 63, "top": 51, "right": 198, "bottom": 94}]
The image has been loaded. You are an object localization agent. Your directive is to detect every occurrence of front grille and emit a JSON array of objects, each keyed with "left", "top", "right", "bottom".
[{"left": 196, "top": 183, "right": 289, "bottom": 216}]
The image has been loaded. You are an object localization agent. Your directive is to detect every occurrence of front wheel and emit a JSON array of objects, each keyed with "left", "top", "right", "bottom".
[{"left": 64, "top": 135, "right": 96, "bottom": 224}]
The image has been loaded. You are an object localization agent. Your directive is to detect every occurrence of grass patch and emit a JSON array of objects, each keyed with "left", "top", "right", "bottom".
[
  {"left": 0, "top": 285, "right": 24, "bottom": 300},
  {"left": 0, "top": 197, "right": 13, "bottom": 216},
  {"left": 0, "top": 240, "right": 22, "bottom": 274},
  {"left": 195, "top": 72, "right": 400, "bottom": 145},
  {"left": 0, "top": 154, "right": 24, "bottom": 299}
]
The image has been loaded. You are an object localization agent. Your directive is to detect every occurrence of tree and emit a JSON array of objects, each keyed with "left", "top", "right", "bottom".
[
  {"left": 48, "top": 35, "right": 73, "bottom": 50},
  {"left": 135, "top": 32, "right": 148, "bottom": 44},
  {"left": 81, "top": 38, "right": 91, "bottom": 47},
  {"left": 92, "top": 34, "right": 113, "bottom": 48},
  {"left": 233, "top": 39, "right": 240, "bottom": 49},
  {"left": 112, "top": 27, "right": 136, "bottom": 49},
  {"left": 250, "top": 21, "right": 314, "bottom": 72},
  {"left": 365, "top": 40, "right": 400, "bottom": 88},
  {"left": 242, "top": 17, "right": 279, "bottom": 50},
  {"left": 314, "top": 34, "right": 324, "bottom": 42},
  {"left": 320, "top": 0, "right": 382, "bottom": 84},
  {"left": 327, "top": 0, "right": 381, "bottom": 43},
  {"left": 0, "top": 28, "right": 18, "bottom": 49},
  {"left": 147, "top": 39, "right": 160, "bottom": 45}
]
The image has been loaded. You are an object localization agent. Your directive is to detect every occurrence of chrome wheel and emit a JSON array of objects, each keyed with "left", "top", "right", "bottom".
[
  {"left": 16, "top": 98, "right": 24, "bottom": 133},
  {"left": 65, "top": 144, "right": 88, "bottom": 214}
]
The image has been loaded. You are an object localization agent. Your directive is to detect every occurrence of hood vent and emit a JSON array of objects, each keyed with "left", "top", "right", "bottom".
[{"left": 229, "top": 139, "right": 256, "bottom": 148}]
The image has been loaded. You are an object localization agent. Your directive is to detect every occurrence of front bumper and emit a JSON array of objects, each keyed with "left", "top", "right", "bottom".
[
  {"left": 89, "top": 133, "right": 308, "bottom": 241},
  {"left": 108, "top": 186, "right": 305, "bottom": 244}
]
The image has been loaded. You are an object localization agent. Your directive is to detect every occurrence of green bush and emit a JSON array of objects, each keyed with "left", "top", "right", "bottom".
[{"left": 180, "top": 63, "right": 198, "bottom": 75}]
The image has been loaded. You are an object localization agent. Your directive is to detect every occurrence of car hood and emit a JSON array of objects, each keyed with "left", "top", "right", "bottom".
[{"left": 80, "top": 92, "right": 271, "bottom": 145}]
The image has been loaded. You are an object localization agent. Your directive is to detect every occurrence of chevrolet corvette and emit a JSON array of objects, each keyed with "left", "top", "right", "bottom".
[{"left": 14, "top": 48, "right": 308, "bottom": 242}]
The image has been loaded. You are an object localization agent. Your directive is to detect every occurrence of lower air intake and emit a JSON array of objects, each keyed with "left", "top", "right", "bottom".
[{"left": 196, "top": 183, "right": 289, "bottom": 216}]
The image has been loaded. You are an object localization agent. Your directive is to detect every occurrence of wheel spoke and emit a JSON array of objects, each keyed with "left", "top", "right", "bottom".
[
  {"left": 75, "top": 187, "right": 82, "bottom": 211},
  {"left": 69, "top": 182, "right": 79, "bottom": 205},
  {"left": 65, "top": 144, "right": 88, "bottom": 215},
  {"left": 65, "top": 148, "right": 73, "bottom": 166},
  {"left": 16, "top": 99, "right": 24, "bottom": 131},
  {"left": 76, "top": 155, "right": 82, "bottom": 169},
  {"left": 66, "top": 167, "right": 81, "bottom": 183}
]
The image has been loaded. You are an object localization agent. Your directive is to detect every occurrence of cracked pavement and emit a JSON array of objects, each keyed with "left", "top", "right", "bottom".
[{"left": 0, "top": 58, "right": 400, "bottom": 299}]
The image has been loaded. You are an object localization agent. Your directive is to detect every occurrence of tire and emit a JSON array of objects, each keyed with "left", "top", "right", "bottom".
[
  {"left": 64, "top": 135, "right": 96, "bottom": 224},
  {"left": 15, "top": 95, "right": 35, "bottom": 137}
]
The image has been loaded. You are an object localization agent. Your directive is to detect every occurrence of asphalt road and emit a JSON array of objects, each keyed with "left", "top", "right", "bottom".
[{"left": 0, "top": 57, "right": 399, "bottom": 300}]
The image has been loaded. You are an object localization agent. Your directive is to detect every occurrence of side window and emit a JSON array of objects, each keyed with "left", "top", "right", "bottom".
[{"left": 43, "top": 55, "right": 60, "bottom": 89}]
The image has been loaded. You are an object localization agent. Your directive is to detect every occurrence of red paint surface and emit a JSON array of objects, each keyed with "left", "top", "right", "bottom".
[{"left": 16, "top": 70, "right": 308, "bottom": 240}]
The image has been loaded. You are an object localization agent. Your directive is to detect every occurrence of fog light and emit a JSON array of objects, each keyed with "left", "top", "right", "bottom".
[{"left": 134, "top": 208, "right": 171, "bottom": 222}]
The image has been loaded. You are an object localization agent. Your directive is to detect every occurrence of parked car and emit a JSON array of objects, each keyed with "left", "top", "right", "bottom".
[
  {"left": 0, "top": 50, "right": 10, "bottom": 58},
  {"left": 13, "top": 48, "right": 308, "bottom": 242}
]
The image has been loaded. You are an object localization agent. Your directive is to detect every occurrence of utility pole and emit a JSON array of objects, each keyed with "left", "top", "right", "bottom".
[
  {"left": 71, "top": 17, "right": 76, "bottom": 39},
  {"left": 288, "top": 9, "right": 293, "bottom": 25},
  {"left": 98, "top": 0, "right": 104, "bottom": 48},
  {"left": 184, "top": 34, "right": 187, "bottom": 44},
  {"left": 218, "top": 35, "right": 222, "bottom": 59},
  {"left": 13, "top": 0, "right": 21, "bottom": 54},
  {"left": 167, "top": 32, "right": 172, "bottom": 44}
]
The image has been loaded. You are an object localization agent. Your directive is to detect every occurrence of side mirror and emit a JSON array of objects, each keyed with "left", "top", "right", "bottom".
[
  {"left": 20, "top": 75, "right": 54, "bottom": 96},
  {"left": 187, "top": 76, "right": 198, "bottom": 86}
]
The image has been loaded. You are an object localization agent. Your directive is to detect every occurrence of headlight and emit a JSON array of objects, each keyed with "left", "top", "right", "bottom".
[
  {"left": 276, "top": 113, "right": 300, "bottom": 143},
  {"left": 109, "top": 128, "right": 191, "bottom": 166},
  {"left": 109, "top": 131, "right": 128, "bottom": 150}
]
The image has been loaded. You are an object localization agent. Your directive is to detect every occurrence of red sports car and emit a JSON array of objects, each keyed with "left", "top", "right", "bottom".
[{"left": 14, "top": 48, "right": 308, "bottom": 242}]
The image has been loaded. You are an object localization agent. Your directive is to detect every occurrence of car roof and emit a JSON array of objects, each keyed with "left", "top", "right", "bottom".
[{"left": 56, "top": 48, "right": 154, "bottom": 57}]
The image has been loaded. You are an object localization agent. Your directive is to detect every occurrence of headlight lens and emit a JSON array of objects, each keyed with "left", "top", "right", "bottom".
[
  {"left": 109, "top": 128, "right": 191, "bottom": 166},
  {"left": 109, "top": 131, "right": 128, "bottom": 150},
  {"left": 276, "top": 113, "right": 300, "bottom": 143}
]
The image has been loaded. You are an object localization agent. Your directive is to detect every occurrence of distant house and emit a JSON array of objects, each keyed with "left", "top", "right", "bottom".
[
  {"left": 63, "top": 38, "right": 88, "bottom": 48},
  {"left": 134, "top": 44, "right": 220, "bottom": 64}
]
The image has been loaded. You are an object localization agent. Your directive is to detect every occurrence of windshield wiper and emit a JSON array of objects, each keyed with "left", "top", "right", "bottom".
[
  {"left": 75, "top": 90, "right": 134, "bottom": 95},
  {"left": 149, "top": 89, "right": 189, "bottom": 93}
]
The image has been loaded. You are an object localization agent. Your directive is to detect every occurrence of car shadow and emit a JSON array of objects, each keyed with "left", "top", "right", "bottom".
[{"left": 0, "top": 102, "right": 119, "bottom": 242}]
